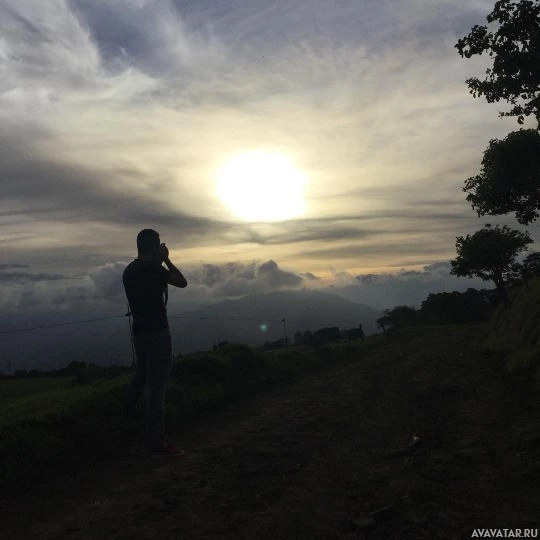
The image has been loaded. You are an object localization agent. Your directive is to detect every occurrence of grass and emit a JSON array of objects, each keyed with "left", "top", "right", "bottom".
[
  {"left": 482, "top": 277, "right": 540, "bottom": 376},
  {"left": 0, "top": 376, "right": 127, "bottom": 429},
  {"left": 0, "top": 340, "right": 364, "bottom": 495},
  {"left": 0, "top": 376, "right": 74, "bottom": 402}
]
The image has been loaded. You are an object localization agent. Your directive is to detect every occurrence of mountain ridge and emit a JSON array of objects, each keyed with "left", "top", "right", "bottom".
[{"left": 170, "top": 288, "right": 382, "bottom": 352}]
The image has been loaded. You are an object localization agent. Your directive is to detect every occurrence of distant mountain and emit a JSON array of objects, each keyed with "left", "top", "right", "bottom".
[
  {"left": 1, "top": 290, "right": 381, "bottom": 372},
  {"left": 169, "top": 288, "right": 382, "bottom": 353},
  {"left": 0, "top": 307, "right": 132, "bottom": 373}
]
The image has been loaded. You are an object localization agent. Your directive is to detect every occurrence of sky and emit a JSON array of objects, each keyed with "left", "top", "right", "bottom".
[{"left": 1, "top": 0, "right": 539, "bottom": 323}]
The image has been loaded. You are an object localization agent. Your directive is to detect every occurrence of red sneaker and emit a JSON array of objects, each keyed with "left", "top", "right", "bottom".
[{"left": 150, "top": 443, "right": 185, "bottom": 458}]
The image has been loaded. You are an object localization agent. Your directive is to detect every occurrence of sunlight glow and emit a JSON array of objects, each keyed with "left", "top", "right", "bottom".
[{"left": 216, "top": 151, "right": 307, "bottom": 222}]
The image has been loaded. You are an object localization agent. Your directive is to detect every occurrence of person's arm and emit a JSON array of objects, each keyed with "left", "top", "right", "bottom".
[{"left": 163, "top": 257, "right": 188, "bottom": 288}]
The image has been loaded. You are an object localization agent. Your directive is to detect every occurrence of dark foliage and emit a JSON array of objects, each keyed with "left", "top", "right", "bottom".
[
  {"left": 312, "top": 326, "right": 341, "bottom": 345},
  {"left": 376, "top": 306, "right": 418, "bottom": 332},
  {"left": 263, "top": 337, "right": 288, "bottom": 351},
  {"left": 341, "top": 325, "right": 365, "bottom": 341},
  {"left": 420, "top": 288, "right": 496, "bottom": 325},
  {"left": 463, "top": 129, "right": 540, "bottom": 225},
  {"left": 171, "top": 343, "right": 266, "bottom": 385},
  {"left": 293, "top": 327, "right": 344, "bottom": 346},
  {"left": 455, "top": 0, "right": 540, "bottom": 127},
  {"left": 523, "top": 251, "right": 540, "bottom": 276},
  {"left": 450, "top": 224, "right": 532, "bottom": 306}
]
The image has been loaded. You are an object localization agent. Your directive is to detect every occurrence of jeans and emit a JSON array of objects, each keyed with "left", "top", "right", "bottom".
[{"left": 126, "top": 326, "right": 173, "bottom": 450}]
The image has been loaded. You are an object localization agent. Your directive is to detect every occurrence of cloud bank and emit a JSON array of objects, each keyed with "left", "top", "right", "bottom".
[
  {"left": 328, "top": 261, "right": 494, "bottom": 310},
  {"left": 0, "top": 259, "right": 307, "bottom": 316},
  {"left": 0, "top": 257, "right": 501, "bottom": 322}
]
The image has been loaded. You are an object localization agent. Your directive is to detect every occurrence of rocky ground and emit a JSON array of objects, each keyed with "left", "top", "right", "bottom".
[{"left": 3, "top": 324, "right": 540, "bottom": 539}]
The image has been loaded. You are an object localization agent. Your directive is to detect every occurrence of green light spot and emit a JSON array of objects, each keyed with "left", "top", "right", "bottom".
[{"left": 260, "top": 324, "right": 268, "bottom": 332}]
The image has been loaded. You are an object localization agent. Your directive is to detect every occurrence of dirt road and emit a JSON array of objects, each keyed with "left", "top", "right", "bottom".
[{"left": 4, "top": 324, "right": 540, "bottom": 539}]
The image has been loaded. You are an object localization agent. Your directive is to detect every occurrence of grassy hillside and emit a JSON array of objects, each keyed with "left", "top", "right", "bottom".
[
  {"left": 482, "top": 277, "right": 540, "bottom": 379},
  {"left": 6, "top": 281, "right": 539, "bottom": 502},
  {"left": 0, "top": 340, "right": 363, "bottom": 495}
]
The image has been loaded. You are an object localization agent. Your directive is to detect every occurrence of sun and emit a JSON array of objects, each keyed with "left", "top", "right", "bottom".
[{"left": 216, "top": 150, "right": 307, "bottom": 221}]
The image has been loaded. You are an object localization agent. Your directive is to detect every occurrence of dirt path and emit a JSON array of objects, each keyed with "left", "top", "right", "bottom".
[{"left": 3, "top": 324, "right": 540, "bottom": 539}]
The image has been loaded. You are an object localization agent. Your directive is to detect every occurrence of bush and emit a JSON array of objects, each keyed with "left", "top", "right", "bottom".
[
  {"left": 419, "top": 288, "right": 495, "bottom": 325},
  {"left": 1, "top": 340, "right": 362, "bottom": 495},
  {"left": 222, "top": 343, "right": 266, "bottom": 377},
  {"left": 171, "top": 353, "right": 231, "bottom": 385}
]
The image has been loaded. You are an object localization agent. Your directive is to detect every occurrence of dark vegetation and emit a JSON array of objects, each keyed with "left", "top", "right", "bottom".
[
  {"left": 0, "top": 361, "right": 132, "bottom": 383},
  {"left": 0, "top": 340, "right": 361, "bottom": 495},
  {"left": 374, "top": 288, "right": 498, "bottom": 333},
  {"left": 6, "top": 321, "right": 540, "bottom": 540},
  {"left": 262, "top": 324, "right": 364, "bottom": 350},
  {"left": 450, "top": 0, "right": 540, "bottom": 315},
  {"left": 0, "top": 272, "right": 518, "bottom": 498},
  {"left": 451, "top": 224, "right": 533, "bottom": 307},
  {"left": 463, "top": 130, "right": 540, "bottom": 225},
  {"left": 455, "top": 0, "right": 540, "bottom": 126}
]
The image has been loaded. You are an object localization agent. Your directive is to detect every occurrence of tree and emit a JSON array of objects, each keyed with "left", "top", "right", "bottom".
[
  {"left": 455, "top": 0, "right": 540, "bottom": 127},
  {"left": 523, "top": 250, "right": 540, "bottom": 276},
  {"left": 376, "top": 306, "right": 418, "bottom": 332},
  {"left": 303, "top": 330, "right": 313, "bottom": 345},
  {"left": 420, "top": 289, "right": 494, "bottom": 325},
  {"left": 505, "top": 261, "right": 528, "bottom": 286},
  {"left": 463, "top": 129, "right": 540, "bottom": 224},
  {"left": 450, "top": 224, "right": 532, "bottom": 306},
  {"left": 388, "top": 306, "right": 419, "bottom": 329},
  {"left": 376, "top": 310, "right": 391, "bottom": 333},
  {"left": 514, "top": 251, "right": 540, "bottom": 287}
]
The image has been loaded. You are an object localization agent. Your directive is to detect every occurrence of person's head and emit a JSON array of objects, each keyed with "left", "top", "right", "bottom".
[{"left": 137, "top": 229, "right": 160, "bottom": 258}]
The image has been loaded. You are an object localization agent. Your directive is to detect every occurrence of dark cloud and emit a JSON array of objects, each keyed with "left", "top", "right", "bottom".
[
  {"left": 187, "top": 262, "right": 256, "bottom": 287},
  {"left": 0, "top": 255, "right": 494, "bottom": 328},
  {"left": 0, "top": 264, "right": 30, "bottom": 270},
  {"left": 299, "top": 242, "right": 453, "bottom": 261},
  {"left": 0, "top": 272, "right": 70, "bottom": 283},
  {"left": 329, "top": 260, "right": 490, "bottom": 310},
  {"left": 242, "top": 222, "right": 374, "bottom": 245},
  {"left": 68, "top": 0, "right": 224, "bottom": 77},
  {"left": 411, "top": 6, "right": 492, "bottom": 45},
  {"left": 301, "top": 272, "right": 320, "bottom": 281},
  {"left": 68, "top": 0, "right": 175, "bottom": 74},
  {"left": 188, "top": 259, "right": 303, "bottom": 297},
  {"left": 15, "top": 284, "right": 94, "bottom": 310},
  {"left": 88, "top": 262, "right": 128, "bottom": 298},
  {"left": 258, "top": 259, "right": 302, "bottom": 288},
  {"left": 83, "top": 259, "right": 304, "bottom": 309},
  {"left": 239, "top": 210, "right": 477, "bottom": 247},
  {"left": 357, "top": 274, "right": 382, "bottom": 285},
  {"left": 423, "top": 261, "right": 454, "bottom": 275},
  {"left": 0, "top": 133, "right": 257, "bottom": 248},
  {"left": 2, "top": 258, "right": 303, "bottom": 316},
  {"left": 211, "top": 278, "right": 260, "bottom": 298},
  {"left": 1, "top": 125, "right": 480, "bottom": 256},
  {"left": 1, "top": 133, "right": 425, "bottom": 251},
  {"left": 0, "top": 136, "right": 221, "bottom": 229}
]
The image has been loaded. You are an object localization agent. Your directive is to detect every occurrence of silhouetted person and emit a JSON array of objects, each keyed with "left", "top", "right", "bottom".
[
  {"left": 123, "top": 229, "right": 187, "bottom": 457},
  {"left": 359, "top": 323, "right": 365, "bottom": 344}
]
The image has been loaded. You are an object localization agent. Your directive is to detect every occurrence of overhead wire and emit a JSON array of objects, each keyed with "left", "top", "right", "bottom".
[{"left": 0, "top": 313, "right": 290, "bottom": 334}]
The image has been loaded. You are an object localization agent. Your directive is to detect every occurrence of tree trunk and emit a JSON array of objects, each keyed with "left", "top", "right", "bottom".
[{"left": 493, "top": 273, "right": 510, "bottom": 308}]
